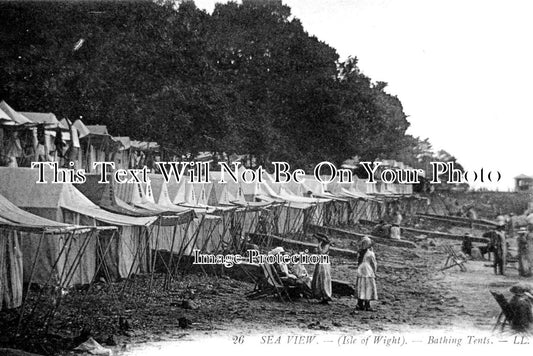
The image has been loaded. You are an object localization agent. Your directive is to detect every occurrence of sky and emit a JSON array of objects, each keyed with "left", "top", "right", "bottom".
[{"left": 193, "top": 0, "right": 533, "bottom": 191}]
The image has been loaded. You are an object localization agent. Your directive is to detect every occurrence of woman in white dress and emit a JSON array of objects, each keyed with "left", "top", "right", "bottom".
[
  {"left": 355, "top": 236, "right": 378, "bottom": 311},
  {"left": 311, "top": 234, "right": 332, "bottom": 304}
]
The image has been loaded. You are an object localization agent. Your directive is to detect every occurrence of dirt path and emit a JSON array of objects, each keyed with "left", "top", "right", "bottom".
[
  {"left": 106, "top": 247, "right": 527, "bottom": 355},
  {"left": 7, "top": 223, "right": 530, "bottom": 355},
  {"left": 438, "top": 256, "right": 530, "bottom": 330}
]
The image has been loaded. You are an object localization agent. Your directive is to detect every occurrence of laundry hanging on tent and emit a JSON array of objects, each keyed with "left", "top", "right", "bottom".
[
  {"left": 4, "top": 131, "right": 23, "bottom": 167},
  {"left": 54, "top": 126, "right": 65, "bottom": 151},
  {"left": 37, "top": 124, "right": 46, "bottom": 144}
]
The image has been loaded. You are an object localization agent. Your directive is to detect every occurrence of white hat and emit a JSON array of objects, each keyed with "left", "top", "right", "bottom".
[
  {"left": 268, "top": 247, "right": 284, "bottom": 255},
  {"left": 359, "top": 236, "right": 372, "bottom": 250}
]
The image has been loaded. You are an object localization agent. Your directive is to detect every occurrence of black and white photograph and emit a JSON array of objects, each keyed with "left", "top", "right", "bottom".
[{"left": 1, "top": 0, "right": 533, "bottom": 355}]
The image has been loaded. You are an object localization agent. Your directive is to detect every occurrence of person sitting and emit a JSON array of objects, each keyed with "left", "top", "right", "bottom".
[
  {"left": 508, "top": 284, "right": 533, "bottom": 333},
  {"left": 267, "top": 247, "right": 304, "bottom": 285},
  {"left": 372, "top": 220, "right": 391, "bottom": 238},
  {"left": 288, "top": 260, "right": 313, "bottom": 298},
  {"left": 461, "top": 233, "right": 473, "bottom": 257},
  {"left": 268, "top": 246, "right": 292, "bottom": 278}
]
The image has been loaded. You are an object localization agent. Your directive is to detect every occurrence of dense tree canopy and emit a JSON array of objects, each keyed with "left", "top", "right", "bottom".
[{"left": 0, "top": 0, "right": 455, "bottom": 170}]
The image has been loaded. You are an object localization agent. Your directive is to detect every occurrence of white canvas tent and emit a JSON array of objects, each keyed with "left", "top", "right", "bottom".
[
  {"left": 115, "top": 174, "right": 236, "bottom": 268},
  {"left": 80, "top": 125, "right": 121, "bottom": 173},
  {"left": 113, "top": 175, "right": 190, "bottom": 214},
  {"left": 0, "top": 218, "right": 23, "bottom": 311},
  {"left": 208, "top": 171, "right": 248, "bottom": 205},
  {"left": 0, "top": 168, "right": 157, "bottom": 281},
  {"left": 0, "top": 101, "right": 32, "bottom": 126},
  {"left": 0, "top": 192, "right": 101, "bottom": 311},
  {"left": 77, "top": 173, "right": 216, "bottom": 279},
  {"left": 238, "top": 174, "right": 314, "bottom": 235},
  {"left": 205, "top": 172, "right": 271, "bottom": 244}
]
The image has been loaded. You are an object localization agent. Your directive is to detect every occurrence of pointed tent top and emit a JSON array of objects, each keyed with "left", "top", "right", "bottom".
[
  {"left": 209, "top": 171, "right": 246, "bottom": 203},
  {"left": 231, "top": 183, "right": 246, "bottom": 203},
  {"left": 204, "top": 182, "right": 216, "bottom": 205},
  {"left": 130, "top": 140, "right": 159, "bottom": 151},
  {"left": 73, "top": 119, "right": 90, "bottom": 138},
  {"left": 143, "top": 181, "right": 156, "bottom": 204},
  {"left": 114, "top": 136, "right": 131, "bottom": 150},
  {"left": 263, "top": 174, "right": 282, "bottom": 195},
  {"left": 0, "top": 192, "right": 71, "bottom": 229},
  {"left": 173, "top": 179, "right": 191, "bottom": 204},
  {"left": 21, "top": 112, "right": 60, "bottom": 128},
  {"left": 0, "top": 167, "right": 157, "bottom": 226},
  {"left": 129, "top": 180, "right": 190, "bottom": 214},
  {"left": 191, "top": 183, "right": 209, "bottom": 205},
  {"left": 156, "top": 180, "right": 173, "bottom": 206},
  {"left": 86, "top": 125, "right": 109, "bottom": 136},
  {"left": 0, "top": 101, "right": 32, "bottom": 126},
  {"left": 284, "top": 179, "right": 306, "bottom": 196},
  {"left": 147, "top": 173, "right": 181, "bottom": 204},
  {"left": 76, "top": 174, "right": 157, "bottom": 217},
  {"left": 0, "top": 106, "right": 11, "bottom": 123},
  {"left": 210, "top": 181, "right": 230, "bottom": 205},
  {"left": 83, "top": 124, "right": 120, "bottom": 149}
]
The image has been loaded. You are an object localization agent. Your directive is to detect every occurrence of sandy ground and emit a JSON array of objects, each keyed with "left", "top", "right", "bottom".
[
  {"left": 104, "top": 228, "right": 530, "bottom": 355},
  {"left": 2, "top": 221, "right": 530, "bottom": 355},
  {"left": 105, "top": 255, "right": 530, "bottom": 356},
  {"left": 104, "top": 244, "right": 529, "bottom": 356}
]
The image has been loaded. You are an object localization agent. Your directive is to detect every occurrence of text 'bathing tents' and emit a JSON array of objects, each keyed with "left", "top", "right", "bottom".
[
  {"left": 0, "top": 168, "right": 157, "bottom": 281},
  {"left": 0, "top": 192, "right": 100, "bottom": 311}
]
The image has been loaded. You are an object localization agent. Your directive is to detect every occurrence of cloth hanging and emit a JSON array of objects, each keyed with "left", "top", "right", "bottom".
[
  {"left": 54, "top": 126, "right": 65, "bottom": 151},
  {"left": 37, "top": 124, "right": 46, "bottom": 144}
]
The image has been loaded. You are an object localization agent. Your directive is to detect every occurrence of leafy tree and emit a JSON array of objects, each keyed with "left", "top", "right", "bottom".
[{"left": 0, "top": 0, "right": 461, "bottom": 176}]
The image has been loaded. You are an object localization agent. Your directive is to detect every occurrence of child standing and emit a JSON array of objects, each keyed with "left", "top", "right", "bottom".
[{"left": 355, "top": 236, "right": 378, "bottom": 311}]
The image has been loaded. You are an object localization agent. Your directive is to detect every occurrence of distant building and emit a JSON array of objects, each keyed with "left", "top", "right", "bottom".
[{"left": 515, "top": 174, "right": 533, "bottom": 192}]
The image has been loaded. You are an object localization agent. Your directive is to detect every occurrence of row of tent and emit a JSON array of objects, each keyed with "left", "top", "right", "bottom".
[
  {"left": 379, "top": 159, "right": 426, "bottom": 178},
  {"left": 0, "top": 98, "right": 422, "bottom": 313},
  {"left": 0, "top": 100, "right": 421, "bottom": 192},
  {"left": 0, "top": 100, "right": 158, "bottom": 172},
  {"left": 0, "top": 164, "right": 426, "bottom": 312}
]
